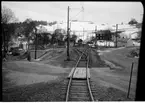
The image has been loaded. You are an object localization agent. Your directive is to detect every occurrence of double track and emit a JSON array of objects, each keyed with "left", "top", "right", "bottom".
[{"left": 65, "top": 47, "right": 94, "bottom": 101}]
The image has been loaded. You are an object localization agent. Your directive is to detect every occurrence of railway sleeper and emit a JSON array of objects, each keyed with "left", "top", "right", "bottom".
[
  {"left": 69, "top": 96, "right": 91, "bottom": 101},
  {"left": 70, "top": 88, "right": 88, "bottom": 91},
  {"left": 70, "top": 91, "right": 89, "bottom": 94},
  {"left": 72, "top": 78, "right": 87, "bottom": 80},
  {"left": 70, "top": 83, "right": 87, "bottom": 86},
  {"left": 69, "top": 95, "right": 91, "bottom": 98},
  {"left": 70, "top": 85, "right": 88, "bottom": 88},
  {"left": 71, "top": 83, "right": 87, "bottom": 85},
  {"left": 71, "top": 80, "right": 87, "bottom": 82},
  {"left": 70, "top": 92, "right": 90, "bottom": 96},
  {"left": 70, "top": 96, "right": 90, "bottom": 100}
]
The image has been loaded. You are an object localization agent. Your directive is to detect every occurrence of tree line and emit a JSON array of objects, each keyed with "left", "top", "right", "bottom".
[{"left": 1, "top": 6, "right": 78, "bottom": 58}]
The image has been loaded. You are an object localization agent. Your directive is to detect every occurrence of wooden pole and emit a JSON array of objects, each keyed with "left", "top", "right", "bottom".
[
  {"left": 127, "top": 62, "right": 134, "bottom": 98},
  {"left": 4, "top": 31, "right": 6, "bottom": 56},
  {"left": 3, "top": 26, "right": 6, "bottom": 59},
  {"left": 95, "top": 26, "right": 97, "bottom": 47},
  {"left": 67, "top": 6, "right": 70, "bottom": 61},
  {"left": 116, "top": 24, "right": 118, "bottom": 48},
  {"left": 35, "top": 28, "right": 37, "bottom": 59},
  {"left": 83, "top": 28, "right": 84, "bottom": 45}
]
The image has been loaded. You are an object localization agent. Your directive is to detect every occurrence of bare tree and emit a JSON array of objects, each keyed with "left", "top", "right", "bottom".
[
  {"left": 1, "top": 6, "right": 17, "bottom": 24},
  {"left": 128, "top": 18, "right": 138, "bottom": 25},
  {"left": 1, "top": 6, "right": 18, "bottom": 59},
  {"left": 23, "top": 18, "right": 37, "bottom": 51},
  {"left": 71, "top": 34, "right": 77, "bottom": 46}
]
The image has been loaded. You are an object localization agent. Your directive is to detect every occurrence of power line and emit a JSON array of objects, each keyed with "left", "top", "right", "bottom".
[
  {"left": 80, "top": 2, "right": 84, "bottom": 21},
  {"left": 70, "top": 9, "right": 83, "bottom": 21}
]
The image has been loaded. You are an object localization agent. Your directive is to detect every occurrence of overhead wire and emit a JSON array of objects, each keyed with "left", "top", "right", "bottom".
[{"left": 70, "top": 8, "right": 83, "bottom": 21}]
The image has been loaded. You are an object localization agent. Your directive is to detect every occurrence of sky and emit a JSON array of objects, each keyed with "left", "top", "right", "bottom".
[{"left": 2, "top": 2, "right": 144, "bottom": 24}]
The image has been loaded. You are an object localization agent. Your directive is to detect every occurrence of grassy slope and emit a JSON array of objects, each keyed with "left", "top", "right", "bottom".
[
  {"left": 30, "top": 50, "right": 47, "bottom": 59},
  {"left": 99, "top": 47, "right": 139, "bottom": 74},
  {"left": 92, "top": 47, "right": 140, "bottom": 99}
]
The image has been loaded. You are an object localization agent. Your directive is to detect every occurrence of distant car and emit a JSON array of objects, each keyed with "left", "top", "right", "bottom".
[
  {"left": 87, "top": 41, "right": 95, "bottom": 47},
  {"left": 10, "top": 47, "right": 24, "bottom": 56},
  {"left": 98, "top": 40, "right": 104, "bottom": 42}
]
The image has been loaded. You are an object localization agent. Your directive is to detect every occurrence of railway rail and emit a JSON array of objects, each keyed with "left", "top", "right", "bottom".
[{"left": 65, "top": 47, "right": 95, "bottom": 101}]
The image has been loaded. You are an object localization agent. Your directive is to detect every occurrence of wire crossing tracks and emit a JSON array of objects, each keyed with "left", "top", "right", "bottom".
[{"left": 66, "top": 48, "right": 94, "bottom": 101}]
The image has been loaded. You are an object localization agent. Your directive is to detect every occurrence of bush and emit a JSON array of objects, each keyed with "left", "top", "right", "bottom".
[{"left": 128, "top": 48, "right": 140, "bottom": 58}]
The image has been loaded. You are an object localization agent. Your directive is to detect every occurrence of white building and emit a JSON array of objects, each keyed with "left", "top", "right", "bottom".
[
  {"left": 36, "top": 25, "right": 54, "bottom": 34},
  {"left": 70, "top": 21, "right": 96, "bottom": 42},
  {"left": 38, "top": 21, "right": 141, "bottom": 43},
  {"left": 110, "top": 24, "right": 140, "bottom": 39},
  {"left": 97, "top": 41, "right": 115, "bottom": 47}
]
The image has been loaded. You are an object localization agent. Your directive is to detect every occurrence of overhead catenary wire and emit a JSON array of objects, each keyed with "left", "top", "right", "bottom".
[{"left": 70, "top": 8, "right": 84, "bottom": 21}]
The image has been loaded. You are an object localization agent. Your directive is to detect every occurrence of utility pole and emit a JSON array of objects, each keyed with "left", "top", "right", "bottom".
[
  {"left": 95, "top": 26, "right": 97, "bottom": 47},
  {"left": 2, "top": 24, "right": 6, "bottom": 59},
  {"left": 127, "top": 62, "right": 134, "bottom": 98},
  {"left": 67, "top": 6, "right": 70, "bottom": 61},
  {"left": 83, "top": 28, "right": 84, "bottom": 41},
  {"left": 35, "top": 28, "right": 37, "bottom": 59},
  {"left": 116, "top": 24, "right": 118, "bottom": 48}
]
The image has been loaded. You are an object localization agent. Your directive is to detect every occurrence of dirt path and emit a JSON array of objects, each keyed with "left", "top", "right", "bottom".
[
  {"left": 90, "top": 68, "right": 136, "bottom": 99},
  {"left": 89, "top": 48, "right": 138, "bottom": 100}
]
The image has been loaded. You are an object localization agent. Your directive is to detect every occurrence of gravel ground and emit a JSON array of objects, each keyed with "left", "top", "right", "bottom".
[
  {"left": 30, "top": 50, "right": 47, "bottom": 59},
  {"left": 2, "top": 47, "right": 78, "bottom": 101},
  {"left": 3, "top": 77, "right": 68, "bottom": 101},
  {"left": 98, "top": 47, "right": 139, "bottom": 74},
  {"left": 89, "top": 49, "right": 108, "bottom": 67},
  {"left": 40, "top": 47, "right": 79, "bottom": 68},
  {"left": 2, "top": 61, "right": 70, "bottom": 101},
  {"left": 90, "top": 81, "right": 132, "bottom": 101},
  {"left": 90, "top": 69, "right": 134, "bottom": 101},
  {"left": 3, "top": 47, "right": 137, "bottom": 101},
  {"left": 88, "top": 47, "right": 137, "bottom": 101}
]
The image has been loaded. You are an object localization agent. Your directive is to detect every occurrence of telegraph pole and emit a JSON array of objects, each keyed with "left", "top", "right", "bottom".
[
  {"left": 67, "top": 6, "right": 70, "bottom": 61},
  {"left": 35, "top": 28, "right": 37, "bottom": 59},
  {"left": 3, "top": 24, "right": 6, "bottom": 59},
  {"left": 95, "top": 26, "right": 97, "bottom": 46},
  {"left": 116, "top": 24, "right": 118, "bottom": 48},
  {"left": 127, "top": 62, "right": 134, "bottom": 98},
  {"left": 83, "top": 28, "right": 84, "bottom": 41}
]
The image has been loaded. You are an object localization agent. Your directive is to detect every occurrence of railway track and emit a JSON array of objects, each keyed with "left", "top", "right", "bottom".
[{"left": 65, "top": 47, "right": 94, "bottom": 101}]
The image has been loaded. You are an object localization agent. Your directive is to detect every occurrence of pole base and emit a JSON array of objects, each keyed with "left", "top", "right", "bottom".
[
  {"left": 64, "top": 58, "right": 71, "bottom": 61},
  {"left": 64, "top": 58, "right": 75, "bottom": 61}
]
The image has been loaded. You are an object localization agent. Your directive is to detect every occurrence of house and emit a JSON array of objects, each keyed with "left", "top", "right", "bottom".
[
  {"left": 130, "top": 32, "right": 138, "bottom": 39},
  {"left": 69, "top": 20, "right": 96, "bottom": 42},
  {"left": 21, "top": 41, "right": 28, "bottom": 51},
  {"left": 126, "top": 39, "right": 134, "bottom": 47},
  {"left": 113, "top": 23, "right": 141, "bottom": 39},
  {"left": 36, "top": 24, "right": 55, "bottom": 34},
  {"left": 95, "top": 30, "right": 112, "bottom": 40},
  {"left": 126, "top": 39, "right": 140, "bottom": 47}
]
